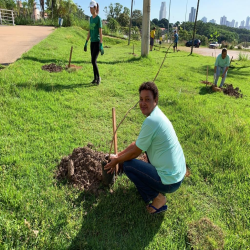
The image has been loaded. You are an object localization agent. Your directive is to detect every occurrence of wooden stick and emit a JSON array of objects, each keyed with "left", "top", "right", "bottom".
[
  {"left": 112, "top": 107, "right": 118, "bottom": 174},
  {"left": 230, "top": 56, "right": 233, "bottom": 64},
  {"left": 206, "top": 66, "right": 208, "bottom": 83},
  {"left": 68, "top": 46, "right": 73, "bottom": 68}
]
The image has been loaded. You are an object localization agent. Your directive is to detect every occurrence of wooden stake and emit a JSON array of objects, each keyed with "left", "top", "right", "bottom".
[
  {"left": 68, "top": 46, "right": 73, "bottom": 68},
  {"left": 206, "top": 66, "right": 208, "bottom": 83},
  {"left": 112, "top": 107, "right": 118, "bottom": 174}
]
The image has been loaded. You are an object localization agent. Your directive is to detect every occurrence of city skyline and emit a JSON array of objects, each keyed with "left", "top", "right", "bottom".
[
  {"left": 186, "top": 9, "right": 250, "bottom": 29},
  {"left": 79, "top": 0, "right": 250, "bottom": 27}
]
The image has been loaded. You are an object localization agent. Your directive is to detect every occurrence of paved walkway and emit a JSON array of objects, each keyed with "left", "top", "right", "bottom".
[{"left": 0, "top": 25, "right": 55, "bottom": 64}]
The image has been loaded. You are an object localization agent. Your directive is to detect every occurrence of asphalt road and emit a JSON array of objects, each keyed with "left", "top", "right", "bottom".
[
  {"left": 177, "top": 45, "right": 250, "bottom": 59},
  {"left": 0, "top": 25, "right": 55, "bottom": 65}
]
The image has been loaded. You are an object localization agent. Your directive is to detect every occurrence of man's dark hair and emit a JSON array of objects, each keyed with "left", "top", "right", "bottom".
[
  {"left": 153, "top": 27, "right": 156, "bottom": 30},
  {"left": 222, "top": 48, "right": 227, "bottom": 54},
  {"left": 139, "top": 82, "right": 159, "bottom": 100}
]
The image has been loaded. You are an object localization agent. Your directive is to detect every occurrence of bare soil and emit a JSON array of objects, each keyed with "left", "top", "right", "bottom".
[
  {"left": 42, "top": 63, "right": 63, "bottom": 73},
  {"left": 56, "top": 144, "right": 105, "bottom": 194},
  {"left": 200, "top": 81, "right": 243, "bottom": 98},
  {"left": 222, "top": 84, "right": 243, "bottom": 98}
]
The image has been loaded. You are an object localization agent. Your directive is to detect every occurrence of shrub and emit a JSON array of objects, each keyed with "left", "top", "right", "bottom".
[
  {"left": 229, "top": 45, "right": 234, "bottom": 50},
  {"left": 238, "top": 45, "right": 242, "bottom": 50},
  {"left": 221, "top": 41, "right": 228, "bottom": 48},
  {"left": 238, "top": 52, "right": 249, "bottom": 61}
]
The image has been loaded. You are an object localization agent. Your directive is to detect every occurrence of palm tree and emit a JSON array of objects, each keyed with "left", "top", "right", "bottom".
[{"left": 190, "top": 0, "right": 200, "bottom": 55}]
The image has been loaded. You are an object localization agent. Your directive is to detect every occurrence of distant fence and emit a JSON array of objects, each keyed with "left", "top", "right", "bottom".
[{"left": 0, "top": 9, "right": 15, "bottom": 25}]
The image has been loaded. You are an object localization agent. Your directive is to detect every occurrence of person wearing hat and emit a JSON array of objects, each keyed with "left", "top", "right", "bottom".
[
  {"left": 150, "top": 27, "right": 156, "bottom": 51},
  {"left": 173, "top": 30, "right": 178, "bottom": 52},
  {"left": 84, "top": 0, "right": 104, "bottom": 85}
]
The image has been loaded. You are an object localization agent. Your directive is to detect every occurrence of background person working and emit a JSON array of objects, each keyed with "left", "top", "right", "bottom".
[
  {"left": 150, "top": 27, "right": 156, "bottom": 51},
  {"left": 214, "top": 48, "right": 230, "bottom": 88},
  {"left": 173, "top": 30, "right": 178, "bottom": 52}
]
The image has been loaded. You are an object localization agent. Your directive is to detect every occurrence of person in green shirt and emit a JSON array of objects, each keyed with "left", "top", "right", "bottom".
[
  {"left": 84, "top": 0, "right": 104, "bottom": 85},
  {"left": 104, "top": 82, "right": 186, "bottom": 214},
  {"left": 214, "top": 48, "right": 230, "bottom": 88}
]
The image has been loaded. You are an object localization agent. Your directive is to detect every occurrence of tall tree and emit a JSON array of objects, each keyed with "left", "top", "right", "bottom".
[
  {"left": 152, "top": 18, "right": 158, "bottom": 26},
  {"left": 132, "top": 9, "right": 142, "bottom": 28},
  {"left": 113, "top": 3, "right": 123, "bottom": 18},
  {"left": 40, "top": 0, "right": 45, "bottom": 17}
]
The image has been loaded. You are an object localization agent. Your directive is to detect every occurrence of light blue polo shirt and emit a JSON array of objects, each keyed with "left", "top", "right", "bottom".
[
  {"left": 136, "top": 106, "right": 186, "bottom": 185},
  {"left": 215, "top": 54, "right": 230, "bottom": 67}
]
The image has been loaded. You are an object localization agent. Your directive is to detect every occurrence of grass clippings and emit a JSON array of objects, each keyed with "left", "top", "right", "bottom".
[{"left": 187, "top": 217, "right": 225, "bottom": 250}]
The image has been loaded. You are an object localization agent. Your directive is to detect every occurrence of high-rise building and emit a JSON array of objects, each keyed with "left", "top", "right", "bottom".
[
  {"left": 231, "top": 19, "right": 235, "bottom": 28},
  {"left": 188, "top": 7, "right": 196, "bottom": 22},
  {"left": 246, "top": 16, "right": 250, "bottom": 27},
  {"left": 240, "top": 20, "right": 245, "bottom": 27},
  {"left": 235, "top": 22, "right": 238, "bottom": 28},
  {"left": 220, "top": 16, "right": 227, "bottom": 26},
  {"left": 246, "top": 16, "right": 250, "bottom": 29},
  {"left": 159, "top": 2, "right": 167, "bottom": 21},
  {"left": 201, "top": 17, "right": 207, "bottom": 23},
  {"left": 209, "top": 19, "right": 216, "bottom": 24}
]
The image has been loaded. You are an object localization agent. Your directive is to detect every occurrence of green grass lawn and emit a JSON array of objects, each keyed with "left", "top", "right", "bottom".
[{"left": 0, "top": 26, "right": 250, "bottom": 249}]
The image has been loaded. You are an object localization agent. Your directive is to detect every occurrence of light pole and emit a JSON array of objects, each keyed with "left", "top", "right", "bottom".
[
  {"left": 190, "top": 0, "right": 200, "bottom": 55},
  {"left": 128, "top": 0, "right": 133, "bottom": 45},
  {"left": 141, "top": 0, "right": 151, "bottom": 56},
  {"left": 167, "top": 0, "right": 171, "bottom": 43},
  {"left": 184, "top": 0, "right": 188, "bottom": 30}
]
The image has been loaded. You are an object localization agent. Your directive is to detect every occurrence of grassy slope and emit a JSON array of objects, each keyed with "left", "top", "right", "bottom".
[{"left": 0, "top": 26, "right": 250, "bottom": 249}]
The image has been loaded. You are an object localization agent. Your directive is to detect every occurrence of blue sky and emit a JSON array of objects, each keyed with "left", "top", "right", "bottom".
[{"left": 77, "top": 0, "right": 250, "bottom": 25}]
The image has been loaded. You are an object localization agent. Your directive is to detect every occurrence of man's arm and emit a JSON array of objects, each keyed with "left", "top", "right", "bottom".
[
  {"left": 118, "top": 142, "right": 136, "bottom": 157},
  {"left": 104, "top": 143, "right": 142, "bottom": 173}
]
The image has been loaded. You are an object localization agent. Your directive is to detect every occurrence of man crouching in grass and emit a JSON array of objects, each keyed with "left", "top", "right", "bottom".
[{"left": 105, "top": 82, "right": 186, "bottom": 214}]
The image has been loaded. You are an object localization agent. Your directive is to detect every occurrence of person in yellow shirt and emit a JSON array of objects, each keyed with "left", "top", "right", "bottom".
[{"left": 150, "top": 27, "right": 156, "bottom": 51}]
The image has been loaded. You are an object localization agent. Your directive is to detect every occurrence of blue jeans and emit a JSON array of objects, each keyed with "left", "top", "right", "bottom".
[
  {"left": 215, "top": 66, "right": 227, "bottom": 87},
  {"left": 123, "top": 159, "right": 183, "bottom": 204}
]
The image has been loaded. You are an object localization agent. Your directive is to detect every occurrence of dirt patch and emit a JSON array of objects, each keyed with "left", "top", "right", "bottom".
[
  {"left": 104, "top": 45, "right": 111, "bottom": 48},
  {"left": 42, "top": 63, "right": 63, "bottom": 73},
  {"left": 56, "top": 145, "right": 106, "bottom": 194},
  {"left": 200, "top": 81, "right": 243, "bottom": 97},
  {"left": 187, "top": 217, "right": 224, "bottom": 249},
  {"left": 222, "top": 84, "right": 243, "bottom": 98}
]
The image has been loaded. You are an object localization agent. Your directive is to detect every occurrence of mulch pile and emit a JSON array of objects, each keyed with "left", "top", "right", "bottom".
[
  {"left": 42, "top": 63, "right": 63, "bottom": 73},
  {"left": 56, "top": 144, "right": 106, "bottom": 194},
  {"left": 222, "top": 84, "right": 243, "bottom": 98}
]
